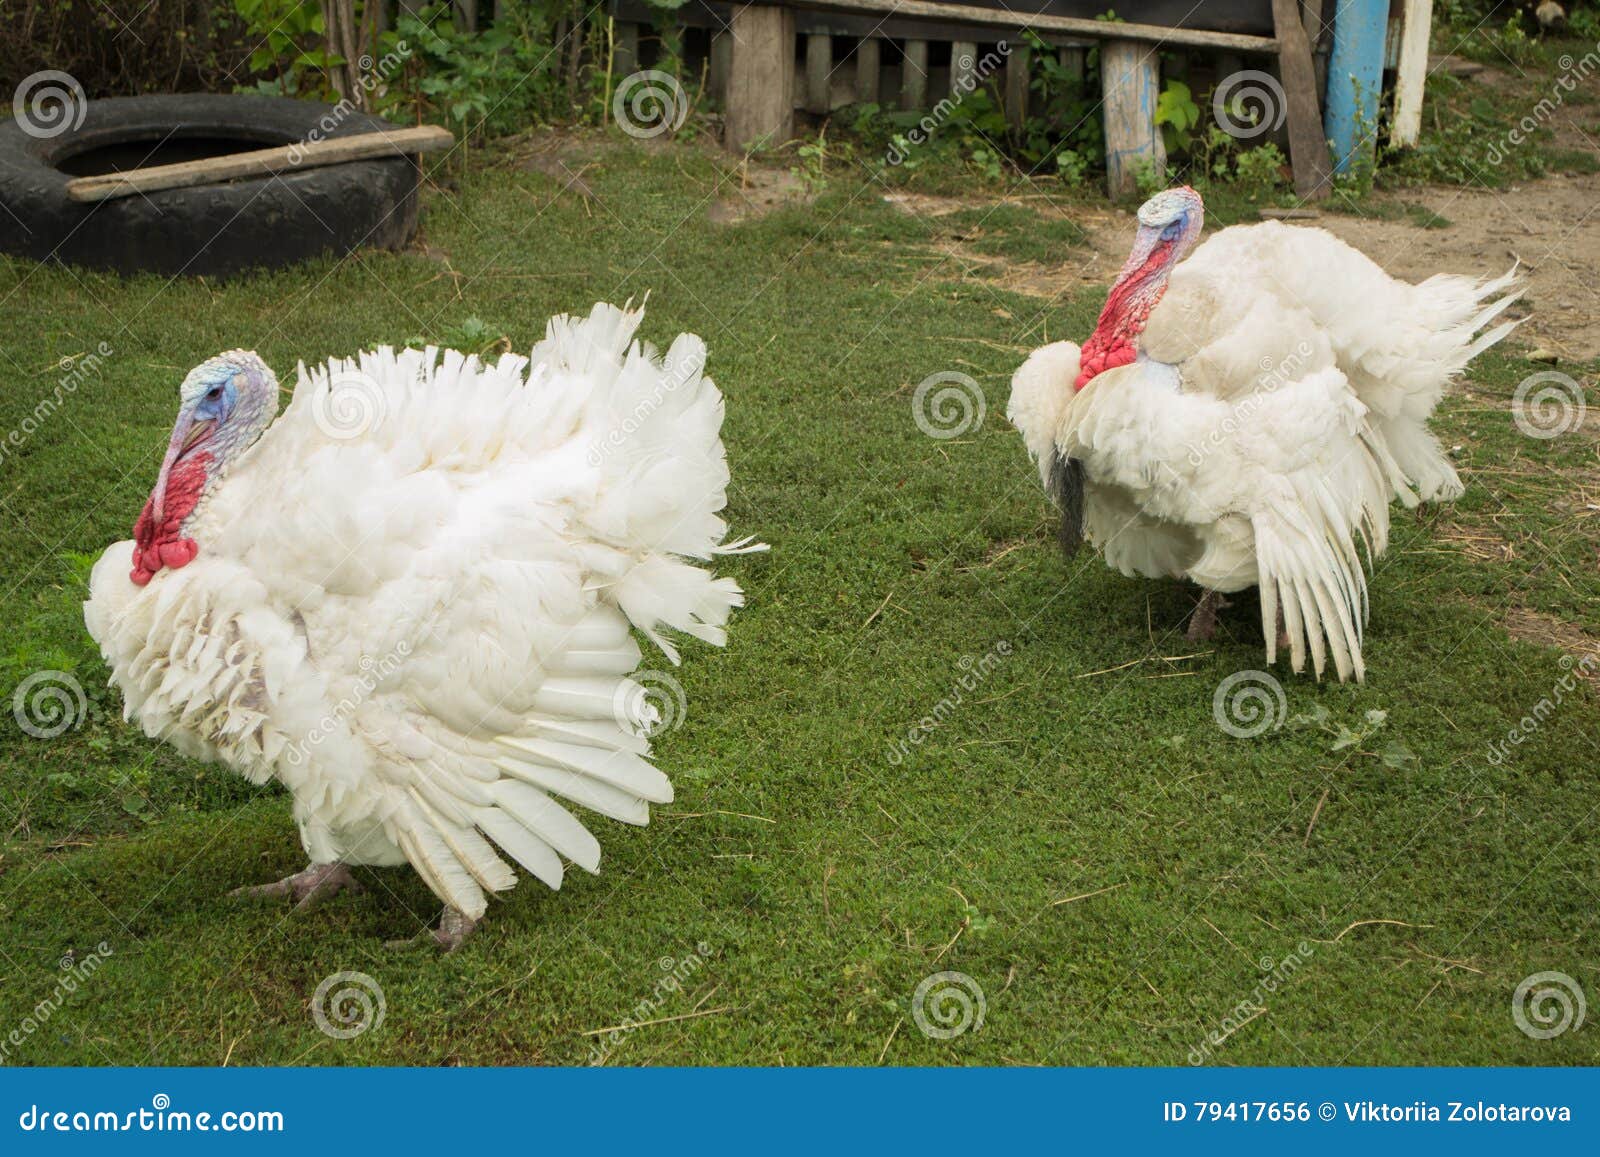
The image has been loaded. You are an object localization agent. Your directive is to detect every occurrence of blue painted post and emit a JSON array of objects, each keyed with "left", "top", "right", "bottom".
[{"left": 1324, "top": 0, "right": 1388, "bottom": 174}]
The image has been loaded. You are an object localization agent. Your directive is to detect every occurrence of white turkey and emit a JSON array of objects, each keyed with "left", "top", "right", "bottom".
[
  {"left": 1008, "top": 186, "right": 1519, "bottom": 681},
  {"left": 85, "top": 303, "right": 761, "bottom": 949}
]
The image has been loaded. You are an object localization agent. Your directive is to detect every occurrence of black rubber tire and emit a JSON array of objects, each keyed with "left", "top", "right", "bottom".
[{"left": 0, "top": 94, "right": 422, "bottom": 278}]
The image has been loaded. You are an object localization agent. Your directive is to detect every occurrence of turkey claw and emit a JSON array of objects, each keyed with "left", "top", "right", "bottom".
[
  {"left": 229, "top": 862, "right": 362, "bottom": 910},
  {"left": 385, "top": 907, "right": 479, "bottom": 953}
]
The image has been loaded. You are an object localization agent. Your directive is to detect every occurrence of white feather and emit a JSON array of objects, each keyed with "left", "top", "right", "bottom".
[
  {"left": 85, "top": 303, "right": 758, "bottom": 914},
  {"left": 1010, "top": 223, "right": 1517, "bottom": 681}
]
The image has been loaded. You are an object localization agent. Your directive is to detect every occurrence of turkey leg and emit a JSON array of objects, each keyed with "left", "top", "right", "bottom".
[
  {"left": 1186, "top": 589, "right": 1230, "bottom": 642},
  {"left": 386, "top": 907, "right": 479, "bottom": 953},
  {"left": 230, "top": 862, "right": 363, "bottom": 910}
]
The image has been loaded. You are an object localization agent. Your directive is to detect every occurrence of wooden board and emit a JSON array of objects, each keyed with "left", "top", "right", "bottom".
[
  {"left": 856, "top": 37, "right": 881, "bottom": 104},
  {"left": 1270, "top": 0, "right": 1332, "bottom": 199},
  {"left": 1390, "top": 0, "right": 1432, "bottom": 147},
  {"left": 901, "top": 39, "right": 930, "bottom": 110},
  {"left": 66, "top": 126, "right": 453, "bottom": 203},
  {"left": 805, "top": 33, "right": 833, "bottom": 114},
  {"left": 1101, "top": 39, "right": 1165, "bottom": 197},
  {"left": 780, "top": 0, "right": 1278, "bottom": 53},
  {"left": 726, "top": 6, "right": 796, "bottom": 150}
]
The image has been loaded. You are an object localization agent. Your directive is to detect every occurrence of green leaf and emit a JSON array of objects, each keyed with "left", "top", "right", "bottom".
[{"left": 1379, "top": 741, "right": 1416, "bottom": 770}]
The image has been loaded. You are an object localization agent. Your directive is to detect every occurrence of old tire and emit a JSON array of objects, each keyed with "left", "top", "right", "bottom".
[{"left": 0, "top": 93, "right": 422, "bottom": 278}]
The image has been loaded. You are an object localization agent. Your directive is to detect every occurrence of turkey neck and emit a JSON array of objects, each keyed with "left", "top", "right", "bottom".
[{"left": 1074, "top": 237, "right": 1178, "bottom": 390}]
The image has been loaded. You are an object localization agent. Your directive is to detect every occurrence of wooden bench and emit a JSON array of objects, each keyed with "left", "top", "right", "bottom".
[{"left": 716, "top": 0, "right": 1333, "bottom": 199}]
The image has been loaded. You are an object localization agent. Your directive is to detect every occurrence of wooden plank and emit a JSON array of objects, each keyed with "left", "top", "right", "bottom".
[
  {"left": 1324, "top": 0, "right": 1387, "bottom": 173},
  {"left": 902, "top": 39, "right": 929, "bottom": 109},
  {"left": 66, "top": 126, "right": 453, "bottom": 203},
  {"left": 855, "top": 37, "right": 881, "bottom": 104},
  {"left": 1101, "top": 39, "right": 1164, "bottom": 198},
  {"left": 1270, "top": 0, "right": 1333, "bottom": 198},
  {"left": 1390, "top": 0, "right": 1432, "bottom": 147},
  {"left": 1060, "top": 46, "right": 1085, "bottom": 87},
  {"left": 709, "top": 30, "right": 732, "bottom": 109},
  {"left": 1004, "top": 45, "right": 1030, "bottom": 131},
  {"left": 805, "top": 33, "right": 833, "bottom": 113},
  {"left": 950, "top": 40, "right": 978, "bottom": 96},
  {"left": 726, "top": 6, "right": 797, "bottom": 150},
  {"left": 614, "top": 20, "right": 640, "bottom": 77},
  {"left": 455, "top": 0, "right": 477, "bottom": 33},
  {"left": 781, "top": 0, "right": 1278, "bottom": 53}
]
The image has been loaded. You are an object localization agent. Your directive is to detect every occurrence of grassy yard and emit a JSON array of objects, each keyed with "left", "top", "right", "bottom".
[{"left": 0, "top": 135, "right": 1596, "bottom": 1067}]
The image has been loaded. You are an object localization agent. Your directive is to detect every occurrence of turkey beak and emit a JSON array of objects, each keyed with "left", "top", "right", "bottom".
[{"left": 150, "top": 412, "right": 213, "bottom": 527}]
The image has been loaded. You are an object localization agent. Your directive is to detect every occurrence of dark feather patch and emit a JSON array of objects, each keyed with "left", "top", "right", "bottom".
[{"left": 1047, "top": 453, "right": 1086, "bottom": 558}]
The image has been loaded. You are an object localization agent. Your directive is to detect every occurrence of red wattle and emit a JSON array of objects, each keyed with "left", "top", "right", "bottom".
[
  {"left": 1074, "top": 237, "right": 1175, "bottom": 390},
  {"left": 130, "top": 451, "right": 210, "bottom": 585}
]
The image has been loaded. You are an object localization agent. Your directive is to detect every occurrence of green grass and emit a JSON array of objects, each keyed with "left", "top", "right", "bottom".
[{"left": 0, "top": 136, "right": 1596, "bottom": 1067}]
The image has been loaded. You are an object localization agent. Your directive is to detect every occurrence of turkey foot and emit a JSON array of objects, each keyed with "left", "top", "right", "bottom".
[
  {"left": 386, "top": 907, "right": 479, "bottom": 953},
  {"left": 230, "top": 862, "right": 362, "bottom": 911},
  {"left": 1186, "top": 589, "right": 1231, "bottom": 642}
]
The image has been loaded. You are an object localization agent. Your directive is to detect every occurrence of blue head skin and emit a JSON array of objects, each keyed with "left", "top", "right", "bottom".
[
  {"left": 133, "top": 351, "right": 279, "bottom": 584},
  {"left": 1119, "top": 186, "right": 1205, "bottom": 281},
  {"left": 149, "top": 351, "right": 279, "bottom": 527}
]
